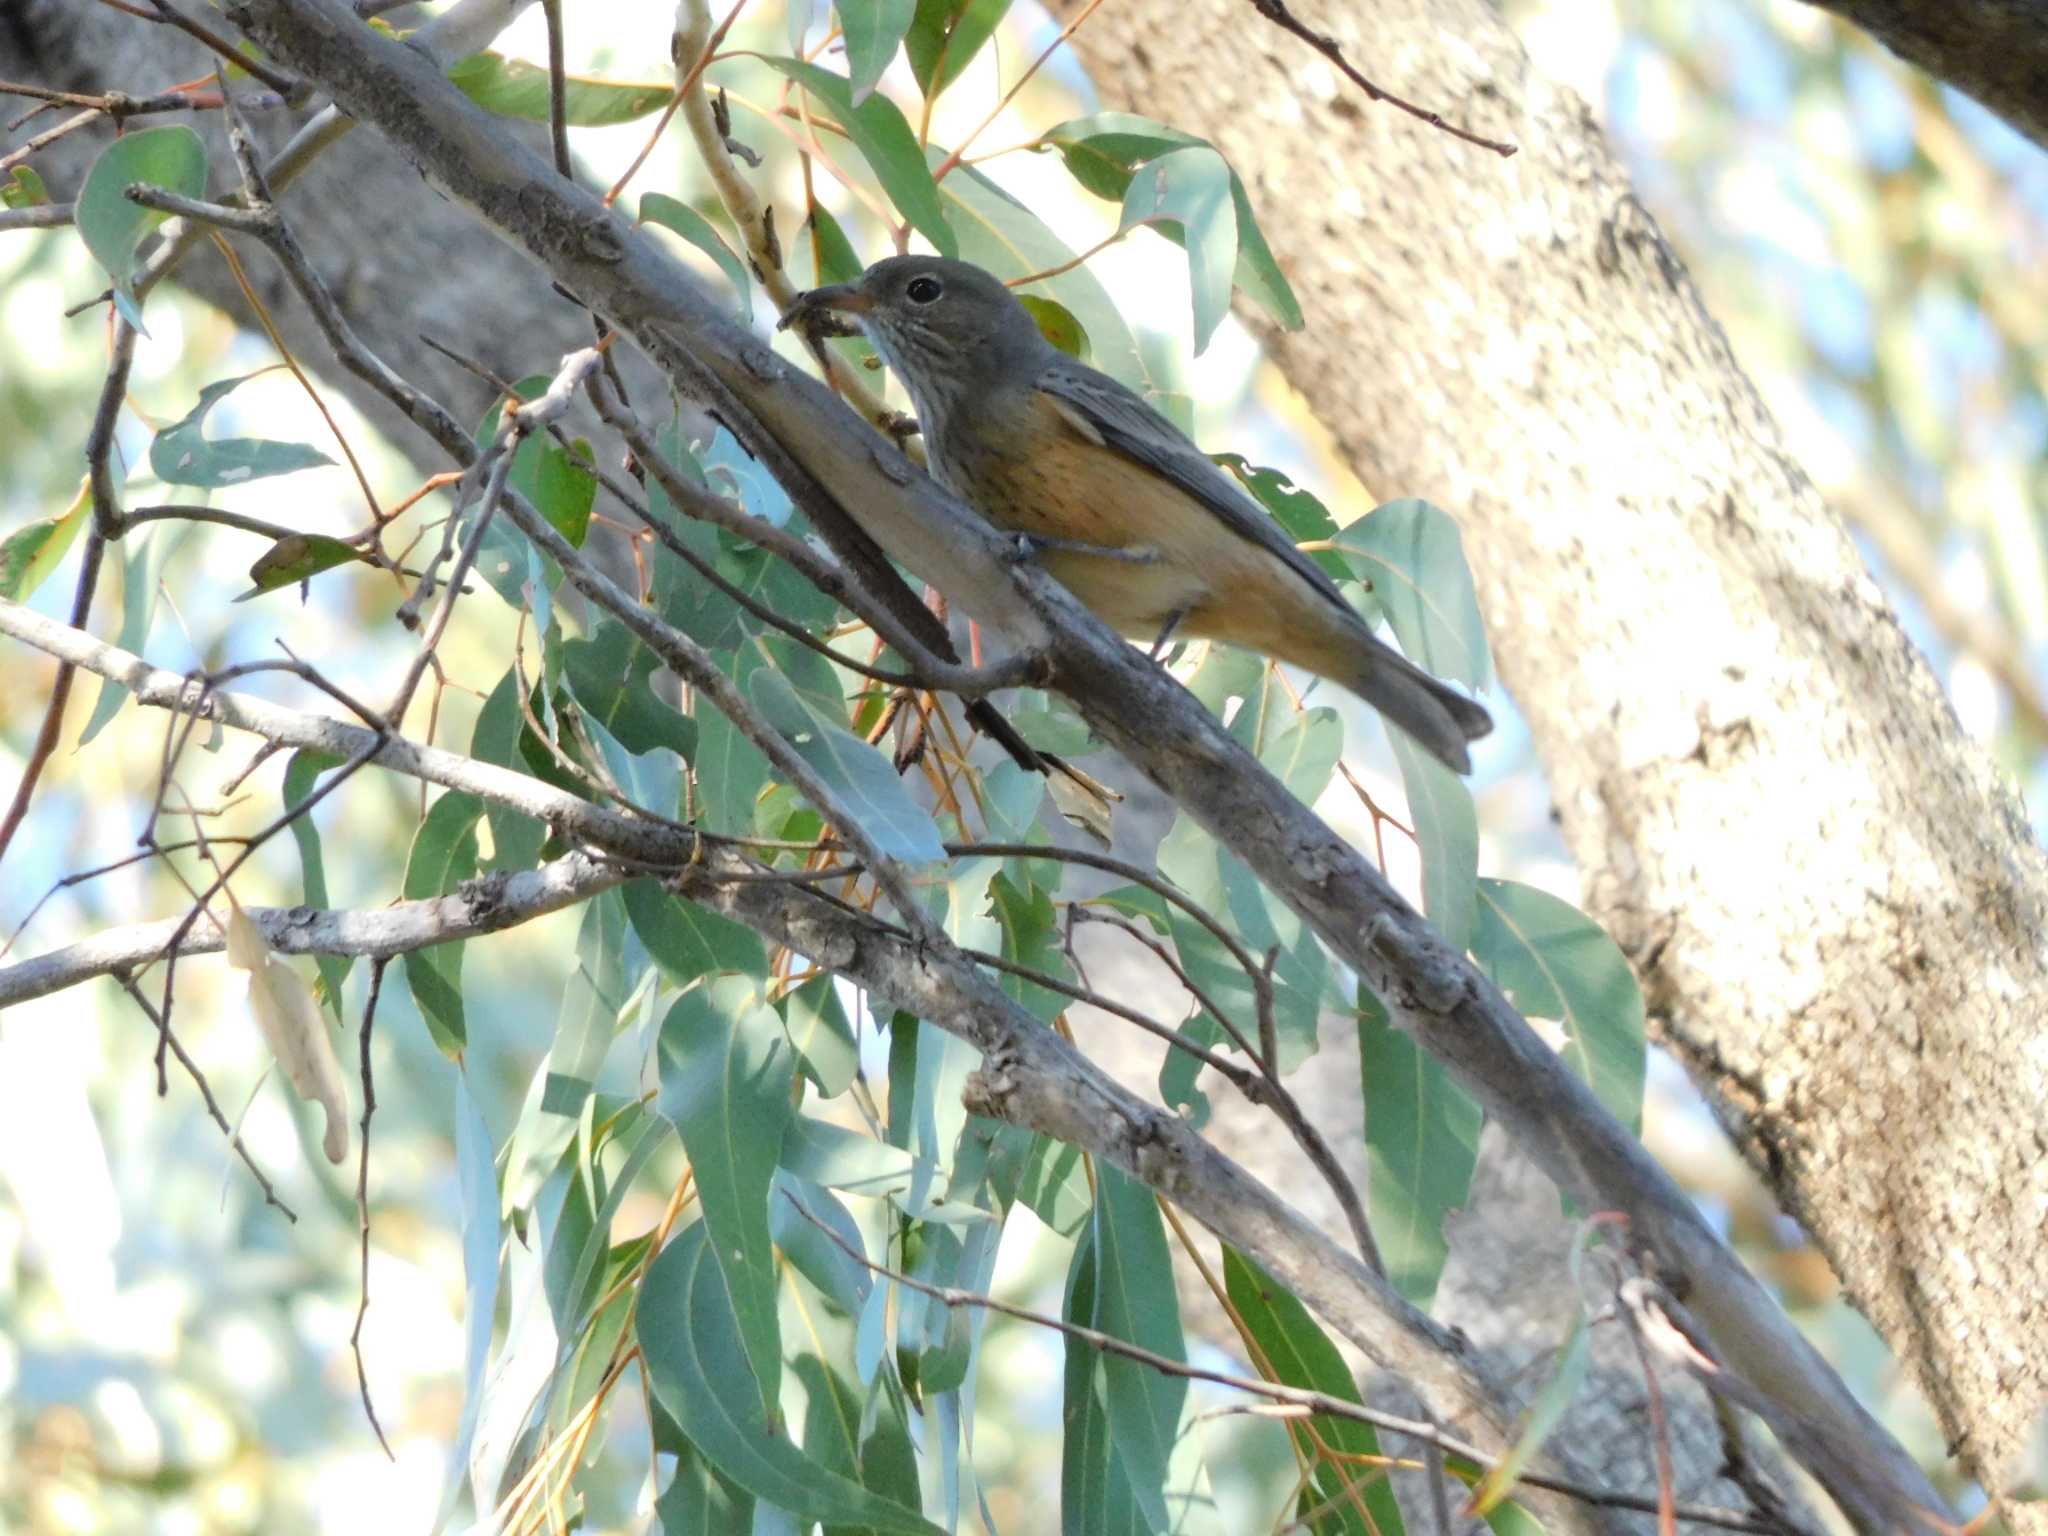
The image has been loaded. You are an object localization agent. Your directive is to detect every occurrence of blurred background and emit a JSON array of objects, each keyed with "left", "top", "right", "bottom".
[{"left": 1, "top": 0, "right": 2041, "bottom": 1528}]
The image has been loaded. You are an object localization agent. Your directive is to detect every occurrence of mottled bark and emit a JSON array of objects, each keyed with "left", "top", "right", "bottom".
[{"left": 1059, "top": 0, "right": 2048, "bottom": 1519}]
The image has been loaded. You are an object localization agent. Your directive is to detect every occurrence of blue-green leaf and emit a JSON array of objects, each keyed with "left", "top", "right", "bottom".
[
  {"left": 1087, "top": 1164, "right": 1185, "bottom": 1532},
  {"left": 642, "top": 193, "right": 753, "bottom": 321},
  {"left": 1474, "top": 879, "right": 1646, "bottom": 1134},
  {"left": 1118, "top": 145, "right": 1237, "bottom": 354},
  {"left": 638, "top": 1224, "right": 944, "bottom": 1534},
  {"left": 1334, "top": 499, "right": 1490, "bottom": 689},
  {"left": 837, "top": 0, "right": 917, "bottom": 101},
  {"left": 929, "top": 150, "right": 1149, "bottom": 390},
  {"left": 282, "top": 749, "right": 352, "bottom": 1020},
  {"left": 432, "top": 1071, "right": 502, "bottom": 1533},
  {"left": 149, "top": 373, "right": 334, "bottom": 488},
  {"left": 624, "top": 874, "right": 767, "bottom": 982},
  {"left": 1041, "top": 113, "right": 1302, "bottom": 330},
  {"left": 402, "top": 792, "right": 484, "bottom": 1056},
  {"left": 1359, "top": 985, "right": 1480, "bottom": 1309},
  {"left": 747, "top": 668, "right": 945, "bottom": 863},
  {"left": 655, "top": 979, "right": 795, "bottom": 1415},
  {"left": 1388, "top": 731, "right": 1478, "bottom": 954},
  {"left": 75, "top": 125, "right": 207, "bottom": 329},
  {"left": 81, "top": 519, "right": 188, "bottom": 742},
  {"left": 758, "top": 58, "right": 955, "bottom": 257}
]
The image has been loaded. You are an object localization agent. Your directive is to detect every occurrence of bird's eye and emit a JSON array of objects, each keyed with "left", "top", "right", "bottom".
[{"left": 905, "top": 275, "right": 944, "bottom": 304}]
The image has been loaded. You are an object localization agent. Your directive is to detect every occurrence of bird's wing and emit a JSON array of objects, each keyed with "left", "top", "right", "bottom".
[{"left": 1033, "top": 361, "right": 1357, "bottom": 620}]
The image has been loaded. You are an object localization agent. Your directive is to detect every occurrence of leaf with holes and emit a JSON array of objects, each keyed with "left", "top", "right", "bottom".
[{"left": 149, "top": 373, "right": 335, "bottom": 489}]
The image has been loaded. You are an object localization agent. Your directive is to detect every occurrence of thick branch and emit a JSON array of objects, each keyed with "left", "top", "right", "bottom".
[{"left": 1796, "top": 0, "right": 2048, "bottom": 152}]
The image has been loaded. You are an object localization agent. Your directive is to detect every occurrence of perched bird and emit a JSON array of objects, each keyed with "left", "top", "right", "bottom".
[{"left": 783, "top": 255, "right": 1493, "bottom": 772}]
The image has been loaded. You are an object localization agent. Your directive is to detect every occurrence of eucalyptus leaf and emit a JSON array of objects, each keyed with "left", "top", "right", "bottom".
[
  {"left": 758, "top": 58, "right": 955, "bottom": 257},
  {"left": 401, "top": 791, "right": 484, "bottom": 1056},
  {"left": 1474, "top": 879, "right": 1646, "bottom": 1133},
  {"left": 448, "top": 51, "right": 674, "bottom": 125},
  {"left": 655, "top": 979, "right": 796, "bottom": 1415},
  {"left": 75, "top": 125, "right": 207, "bottom": 328},
  {"left": 642, "top": 193, "right": 753, "bottom": 320},
  {"left": 638, "top": 1224, "right": 943, "bottom": 1535},
  {"left": 747, "top": 667, "right": 945, "bottom": 863},
  {"left": 150, "top": 373, "right": 335, "bottom": 489},
  {"left": 1334, "top": 498, "right": 1491, "bottom": 688}
]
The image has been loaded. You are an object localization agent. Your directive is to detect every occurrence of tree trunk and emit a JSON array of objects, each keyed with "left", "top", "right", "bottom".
[{"left": 1059, "top": 0, "right": 2048, "bottom": 1517}]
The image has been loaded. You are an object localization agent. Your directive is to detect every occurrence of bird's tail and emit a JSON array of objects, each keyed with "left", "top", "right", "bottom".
[{"left": 1337, "top": 637, "right": 1493, "bottom": 774}]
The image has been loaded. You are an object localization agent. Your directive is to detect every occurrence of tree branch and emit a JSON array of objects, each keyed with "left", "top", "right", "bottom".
[{"left": 203, "top": 6, "right": 1952, "bottom": 1525}]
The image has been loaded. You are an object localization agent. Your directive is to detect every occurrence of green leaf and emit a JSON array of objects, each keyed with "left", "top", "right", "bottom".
[
  {"left": 905, "top": 0, "right": 1011, "bottom": 98},
  {"left": 837, "top": 0, "right": 916, "bottom": 102},
  {"left": 1042, "top": 112, "right": 1302, "bottom": 330},
  {"left": 75, "top": 125, "right": 207, "bottom": 328},
  {"left": 1474, "top": 880, "right": 1646, "bottom": 1134},
  {"left": 747, "top": 668, "right": 945, "bottom": 863},
  {"left": 536, "top": 433, "right": 595, "bottom": 547},
  {"left": 562, "top": 618, "right": 698, "bottom": 762},
  {"left": 401, "top": 792, "right": 483, "bottom": 1056},
  {"left": 1017, "top": 293, "right": 1090, "bottom": 360},
  {"left": 758, "top": 58, "right": 956, "bottom": 257},
  {"left": 655, "top": 979, "right": 796, "bottom": 1417},
  {"left": 149, "top": 373, "right": 335, "bottom": 489},
  {"left": 781, "top": 974, "right": 858, "bottom": 1097},
  {"left": 1118, "top": 145, "right": 1237, "bottom": 354},
  {"left": 2, "top": 165, "right": 50, "bottom": 209},
  {"left": 933, "top": 151, "right": 1147, "bottom": 390},
  {"left": 1086, "top": 1164, "right": 1186, "bottom": 1532},
  {"left": 471, "top": 670, "right": 550, "bottom": 873},
  {"left": 1358, "top": 985, "right": 1480, "bottom": 1309},
  {"left": 1334, "top": 498, "right": 1490, "bottom": 689},
  {"left": 534, "top": 889, "right": 632, "bottom": 1131},
  {"left": 431, "top": 1071, "right": 503, "bottom": 1532},
  {"left": 0, "top": 478, "right": 89, "bottom": 602},
  {"left": 623, "top": 874, "right": 767, "bottom": 983},
  {"left": 1213, "top": 453, "right": 1357, "bottom": 593},
  {"left": 1259, "top": 705, "right": 1342, "bottom": 806},
  {"left": 1388, "top": 731, "right": 1477, "bottom": 953},
  {"left": 283, "top": 750, "right": 353, "bottom": 1020},
  {"left": 1223, "top": 1247, "right": 1406, "bottom": 1536},
  {"left": 1061, "top": 1226, "right": 1150, "bottom": 1536},
  {"left": 781, "top": 1114, "right": 931, "bottom": 1198},
  {"left": 447, "top": 51, "right": 675, "bottom": 125},
  {"left": 89, "top": 523, "right": 184, "bottom": 750},
  {"left": 639, "top": 1224, "right": 945, "bottom": 1535},
  {"left": 1471, "top": 1225, "right": 1602, "bottom": 1515},
  {"left": 237, "top": 532, "right": 368, "bottom": 599},
  {"left": 641, "top": 193, "right": 753, "bottom": 321}
]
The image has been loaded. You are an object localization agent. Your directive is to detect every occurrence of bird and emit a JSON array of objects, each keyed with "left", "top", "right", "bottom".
[{"left": 781, "top": 255, "right": 1493, "bottom": 773}]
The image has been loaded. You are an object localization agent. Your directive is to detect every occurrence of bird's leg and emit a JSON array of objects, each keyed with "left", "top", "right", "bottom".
[
  {"left": 1148, "top": 607, "right": 1189, "bottom": 661},
  {"left": 1007, "top": 531, "right": 1164, "bottom": 565}
]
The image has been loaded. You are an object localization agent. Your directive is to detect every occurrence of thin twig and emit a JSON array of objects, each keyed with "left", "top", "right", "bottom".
[
  {"left": 117, "top": 974, "right": 298, "bottom": 1220},
  {"left": 351, "top": 958, "right": 395, "bottom": 1459},
  {"left": 784, "top": 1192, "right": 1781, "bottom": 1534},
  {"left": 1241, "top": 0, "right": 1517, "bottom": 156}
]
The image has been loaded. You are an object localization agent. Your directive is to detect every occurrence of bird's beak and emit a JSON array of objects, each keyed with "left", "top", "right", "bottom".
[{"left": 779, "top": 282, "right": 873, "bottom": 336}]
